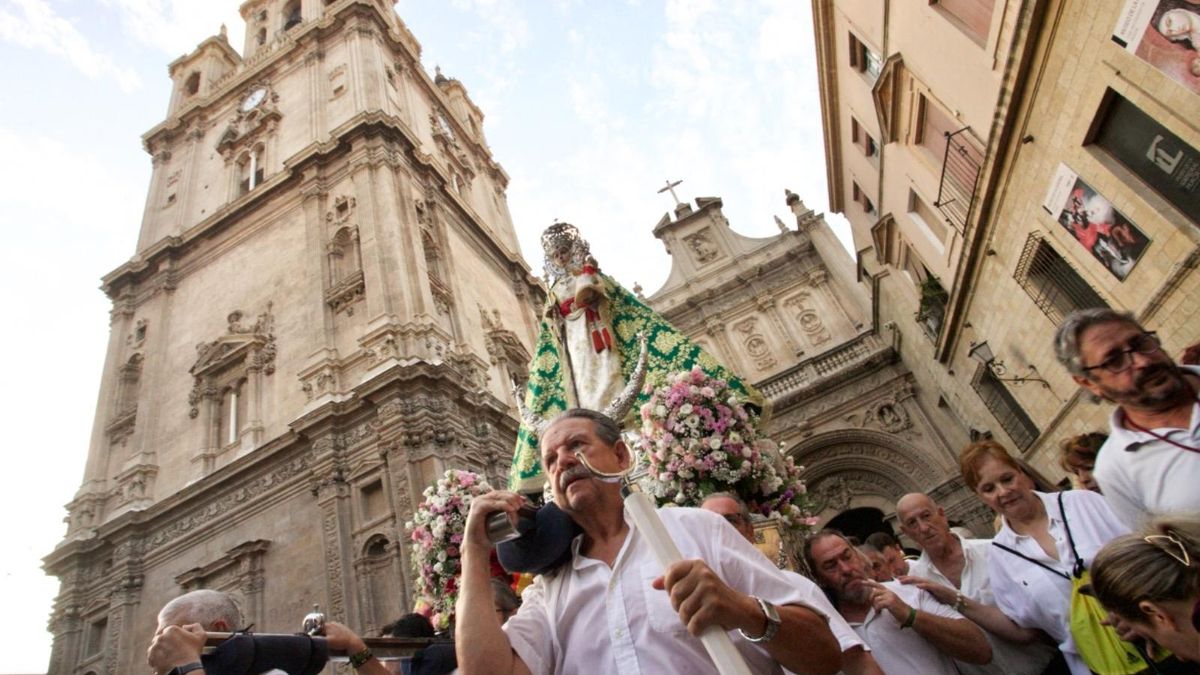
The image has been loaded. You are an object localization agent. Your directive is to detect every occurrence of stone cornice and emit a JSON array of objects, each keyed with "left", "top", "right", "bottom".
[{"left": 811, "top": 0, "right": 844, "bottom": 214}]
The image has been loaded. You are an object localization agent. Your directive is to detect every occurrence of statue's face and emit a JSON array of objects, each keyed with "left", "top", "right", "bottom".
[{"left": 547, "top": 241, "right": 574, "bottom": 270}]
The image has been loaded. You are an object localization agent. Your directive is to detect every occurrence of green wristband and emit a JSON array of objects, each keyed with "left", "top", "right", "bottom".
[{"left": 901, "top": 606, "right": 918, "bottom": 629}]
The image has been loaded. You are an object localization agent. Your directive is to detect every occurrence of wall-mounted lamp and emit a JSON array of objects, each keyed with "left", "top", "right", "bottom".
[{"left": 968, "top": 340, "right": 1050, "bottom": 388}]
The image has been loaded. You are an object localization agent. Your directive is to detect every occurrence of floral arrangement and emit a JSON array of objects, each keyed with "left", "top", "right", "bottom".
[
  {"left": 407, "top": 468, "right": 492, "bottom": 631},
  {"left": 638, "top": 367, "right": 817, "bottom": 533}
]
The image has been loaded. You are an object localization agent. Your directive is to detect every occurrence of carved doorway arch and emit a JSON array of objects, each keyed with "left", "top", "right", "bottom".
[{"left": 788, "top": 428, "right": 948, "bottom": 528}]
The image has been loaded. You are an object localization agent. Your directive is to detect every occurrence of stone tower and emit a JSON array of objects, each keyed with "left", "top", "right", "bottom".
[{"left": 43, "top": 2, "right": 540, "bottom": 673}]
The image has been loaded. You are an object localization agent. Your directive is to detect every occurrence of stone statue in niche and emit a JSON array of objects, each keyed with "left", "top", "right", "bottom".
[
  {"left": 867, "top": 401, "right": 911, "bottom": 433},
  {"left": 684, "top": 229, "right": 720, "bottom": 264}
]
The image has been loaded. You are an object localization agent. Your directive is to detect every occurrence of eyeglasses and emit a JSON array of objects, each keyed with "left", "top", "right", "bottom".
[
  {"left": 721, "top": 513, "right": 748, "bottom": 526},
  {"left": 1082, "top": 332, "right": 1162, "bottom": 374},
  {"left": 1144, "top": 533, "right": 1191, "bottom": 567}
]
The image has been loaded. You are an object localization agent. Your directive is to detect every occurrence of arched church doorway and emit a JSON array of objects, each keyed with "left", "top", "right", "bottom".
[{"left": 825, "top": 507, "right": 891, "bottom": 543}]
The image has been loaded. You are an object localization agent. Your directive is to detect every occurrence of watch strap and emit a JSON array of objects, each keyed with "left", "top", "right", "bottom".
[
  {"left": 737, "top": 596, "right": 781, "bottom": 644},
  {"left": 169, "top": 663, "right": 204, "bottom": 675}
]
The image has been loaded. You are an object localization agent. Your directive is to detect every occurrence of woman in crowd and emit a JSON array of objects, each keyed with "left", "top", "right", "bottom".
[
  {"left": 1057, "top": 432, "right": 1106, "bottom": 493},
  {"left": 1089, "top": 516, "right": 1200, "bottom": 663},
  {"left": 960, "top": 440, "right": 1129, "bottom": 675}
]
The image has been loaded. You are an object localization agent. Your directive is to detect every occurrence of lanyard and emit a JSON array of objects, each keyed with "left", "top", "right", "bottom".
[{"left": 1123, "top": 413, "right": 1200, "bottom": 454}]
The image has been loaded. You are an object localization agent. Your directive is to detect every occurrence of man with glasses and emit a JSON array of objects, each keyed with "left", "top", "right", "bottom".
[{"left": 1054, "top": 308, "right": 1200, "bottom": 528}]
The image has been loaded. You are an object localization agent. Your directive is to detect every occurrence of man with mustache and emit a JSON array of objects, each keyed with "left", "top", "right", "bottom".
[
  {"left": 804, "top": 529, "right": 992, "bottom": 675},
  {"left": 1054, "top": 308, "right": 1200, "bottom": 528},
  {"left": 895, "top": 493, "right": 1059, "bottom": 675},
  {"left": 699, "top": 492, "right": 885, "bottom": 675},
  {"left": 456, "top": 408, "right": 843, "bottom": 675}
]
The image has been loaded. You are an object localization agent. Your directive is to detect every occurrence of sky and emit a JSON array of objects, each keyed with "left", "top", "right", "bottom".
[{"left": 0, "top": 1, "right": 846, "bottom": 671}]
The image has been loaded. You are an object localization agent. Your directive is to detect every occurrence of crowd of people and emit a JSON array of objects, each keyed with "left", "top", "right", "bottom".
[{"left": 146, "top": 307, "right": 1200, "bottom": 674}]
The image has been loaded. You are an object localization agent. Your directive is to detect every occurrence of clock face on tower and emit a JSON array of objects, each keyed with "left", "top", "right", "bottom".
[{"left": 241, "top": 87, "right": 268, "bottom": 112}]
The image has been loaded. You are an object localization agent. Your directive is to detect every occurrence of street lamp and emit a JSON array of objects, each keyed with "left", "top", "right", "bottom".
[{"left": 968, "top": 340, "right": 1050, "bottom": 388}]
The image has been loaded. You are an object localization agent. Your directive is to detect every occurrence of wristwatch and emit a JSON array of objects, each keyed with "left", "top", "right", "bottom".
[
  {"left": 737, "top": 596, "right": 781, "bottom": 644},
  {"left": 169, "top": 663, "right": 204, "bottom": 675}
]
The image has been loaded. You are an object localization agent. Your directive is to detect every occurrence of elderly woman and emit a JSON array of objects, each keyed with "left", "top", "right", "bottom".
[
  {"left": 959, "top": 440, "right": 1129, "bottom": 675},
  {"left": 1057, "top": 432, "right": 1106, "bottom": 493},
  {"left": 1090, "top": 517, "right": 1200, "bottom": 663}
]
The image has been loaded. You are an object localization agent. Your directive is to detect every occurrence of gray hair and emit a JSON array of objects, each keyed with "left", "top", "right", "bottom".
[
  {"left": 548, "top": 408, "right": 622, "bottom": 446},
  {"left": 491, "top": 578, "right": 521, "bottom": 613},
  {"left": 158, "top": 590, "right": 243, "bottom": 631},
  {"left": 701, "top": 492, "right": 752, "bottom": 521},
  {"left": 1053, "top": 308, "right": 1140, "bottom": 375}
]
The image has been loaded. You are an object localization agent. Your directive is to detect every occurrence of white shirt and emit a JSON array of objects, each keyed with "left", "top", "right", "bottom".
[
  {"left": 502, "top": 507, "right": 827, "bottom": 675},
  {"left": 988, "top": 490, "right": 1129, "bottom": 675},
  {"left": 908, "top": 535, "right": 1056, "bottom": 675},
  {"left": 846, "top": 580, "right": 964, "bottom": 675},
  {"left": 1094, "top": 365, "right": 1200, "bottom": 528}
]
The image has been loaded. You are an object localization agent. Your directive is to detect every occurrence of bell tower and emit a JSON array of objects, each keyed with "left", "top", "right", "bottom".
[{"left": 43, "top": 2, "right": 540, "bottom": 673}]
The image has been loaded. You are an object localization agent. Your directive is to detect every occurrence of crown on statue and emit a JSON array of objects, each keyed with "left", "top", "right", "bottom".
[{"left": 541, "top": 222, "right": 592, "bottom": 280}]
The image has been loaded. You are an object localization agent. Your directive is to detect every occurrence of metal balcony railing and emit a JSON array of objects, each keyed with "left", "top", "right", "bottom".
[{"left": 935, "top": 127, "right": 983, "bottom": 234}]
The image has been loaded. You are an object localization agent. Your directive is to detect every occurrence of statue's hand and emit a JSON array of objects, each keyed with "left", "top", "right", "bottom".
[{"left": 574, "top": 283, "right": 602, "bottom": 309}]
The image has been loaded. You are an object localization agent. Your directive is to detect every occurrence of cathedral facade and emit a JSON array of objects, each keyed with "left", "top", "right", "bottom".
[
  {"left": 644, "top": 194, "right": 993, "bottom": 541},
  {"left": 43, "top": 2, "right": 540, "bottom": 673}
]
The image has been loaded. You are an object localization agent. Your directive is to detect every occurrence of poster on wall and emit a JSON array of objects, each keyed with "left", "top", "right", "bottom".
[
  {"left": 1112, "top": 0, "right": 1200, "bottom": 96},
  {"left": 1092, "top": 94, "right": 1200, "bottom": 224},
  {"left": 1042, "top": 163, "right": 1151, "bottom": 281}
]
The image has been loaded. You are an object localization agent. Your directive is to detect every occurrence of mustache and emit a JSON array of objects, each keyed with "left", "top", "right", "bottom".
[
  {"left": 1134, "top": 363, "right": 1176, "bottom": 388},
  {"left": 559, "top": 464, "right": 593, "bottom": 491}
]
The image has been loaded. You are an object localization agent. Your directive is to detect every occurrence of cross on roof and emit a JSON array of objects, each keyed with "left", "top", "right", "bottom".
[{"left": 656, "top": 178, "right": 684, "bottom": 206}]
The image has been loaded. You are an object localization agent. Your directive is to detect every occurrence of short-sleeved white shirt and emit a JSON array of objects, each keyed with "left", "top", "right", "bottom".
[
  {"left": 988, "top": 490, "right": 1129, "bottom": 675},
  {"left": 502, "top": 507, "right": 828, "bottom": 675},
  {"left": 1094, "top": 365, "right": 1200, "bottom": 528},
  {"left": 846, "top": 580, "right": 964, "bottom": 675},
  {"left": 908, "top": 535, "right": 1056, "bottom": 675}
]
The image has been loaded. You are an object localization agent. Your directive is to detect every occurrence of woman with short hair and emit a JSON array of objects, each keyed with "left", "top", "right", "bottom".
[
  {"left": 959, "top": 440, "right": 1129, "bottom": 675},
  {"left": 1089, "top": 517, "right": 1200, "bottom": 663}
]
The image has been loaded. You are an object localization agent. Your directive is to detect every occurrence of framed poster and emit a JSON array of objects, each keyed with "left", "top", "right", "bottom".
[
  {"left": 1042, "top": 163, "right": 1151, "bottom": 281},
  {"left": 1112, "top": 0, "right": 1200, "bottom": 96}
]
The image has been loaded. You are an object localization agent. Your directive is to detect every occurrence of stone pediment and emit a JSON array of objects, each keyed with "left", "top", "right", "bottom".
[{"left": 190, "top": 334, "right": 264, "bottom": 378}]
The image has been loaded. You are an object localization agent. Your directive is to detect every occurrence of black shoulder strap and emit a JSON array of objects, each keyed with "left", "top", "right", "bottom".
[
  {"left": 1056, "top": 491, "right": 1085, "bottom": 577},
  {"left": 990, "top": 541, "right": 1071, "bottom": 580}
]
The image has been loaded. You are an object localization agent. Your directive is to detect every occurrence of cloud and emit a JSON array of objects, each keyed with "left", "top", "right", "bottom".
[
  {"left": 0, "top": 0, "right": 141, "bottom": 91},
  {"left": 101, "top": 0, "right": 244, "bottom": 58},
  {"left": 450, "top": 0, "right": 529, "bottom": 55}
]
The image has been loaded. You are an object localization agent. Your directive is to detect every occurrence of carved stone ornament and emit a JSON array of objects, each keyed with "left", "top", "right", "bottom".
[
  {"left": 783, "top": 292, "right": 831, "bottom": 347},
  {"left": 733, "top": 317, "right": 777, "bottom": 371},
  {"left": 215, "top": 85, "right": 282, "bottom": 158},
  {"left": 188, "top": 304, "right": 276, "bottom": 418},
  {"left": 866, "top": 401, "right": 911, "bottom": 433},
  {"left": 684, "top": 228, "right": 721, "bottom": 264},
  {"left": 325, "top": 270, "right": 365, "bottom": 315}
]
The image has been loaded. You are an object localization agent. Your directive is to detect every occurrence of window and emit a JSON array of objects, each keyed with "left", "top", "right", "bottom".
[
  {"left": 851, "top": 116, "right": 878, "bottom": 158},
  {"left": 916, "top": 94, "right": 956, "bottom": 163},
  {"left": 239, "top": 145, "right": 265, "bottom": 195},
  {"left": 972, "top": 363, "right": 1039, "bottom": 450},
  {"left": 184, "top": 72, "right": 200, "bottom": 97},
  {"left": 909, "top": 189, "right": 949, "bottom": 245},
  {"left": 1088, "top": 91, "right": 1199, "bottom": 224},
  {"left": 256, "top": 28, "right": 267, "bottom": 46},
  {"left": 217, "top": 379, "right": 247, "bottom": 447},
  {"left": 361, "top": 480, "right": 386, "bottom": 520},
  {"left": 916, "top": 273, "right": 948, "bottom": 341},
  {"left": 852, "top": 181, "right": 875, "bottom": 215},
  {"left": 84, "top": 617, "right": 107, "bottom": 657},
  {"left": 1014, "top": 233, "right": 1109, "bottom": 323},
  {"left": 933, "top": 0, "right": 994, "bottom": 44},
  {"left": 282, "top": 1, "right": 301, "bottom": 30},
  {"left": 848, "top": 33, "right": 882, "bottom": 83}
]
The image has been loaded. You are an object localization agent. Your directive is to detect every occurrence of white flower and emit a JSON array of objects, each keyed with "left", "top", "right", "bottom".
[
  {"left": 655, "top": 405, "right": 668, "bottom": 417},
  {"left": 708, "top": 436, "right": 722, "bottom": 450},
  {"left": 679, "top": 403, "right": 694, "bottom": 415}
]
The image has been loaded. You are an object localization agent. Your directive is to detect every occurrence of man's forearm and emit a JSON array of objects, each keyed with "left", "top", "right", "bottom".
[
  {"left": 765, "top": 605, "right": 842, "bottom": 675},
  {"left": 455, "top": 544, "right": 523, "bottom": 675},
  {"left": 912, "top": 614, "right": 991, "bottom": 665},
  {"left": 960, "top": 596, "right": 1042, "bottom": 644}
]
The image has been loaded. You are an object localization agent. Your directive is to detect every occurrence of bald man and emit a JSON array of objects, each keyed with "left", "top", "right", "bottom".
[
  {"left": 147, "top": 590, "right": 290, "bottom": 675},
  {"left": 701, "top": 493, "right": 884, "bottom": 675},
  {"left": 895, "top": 493, "right": 1060, "bottom": 675}
]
